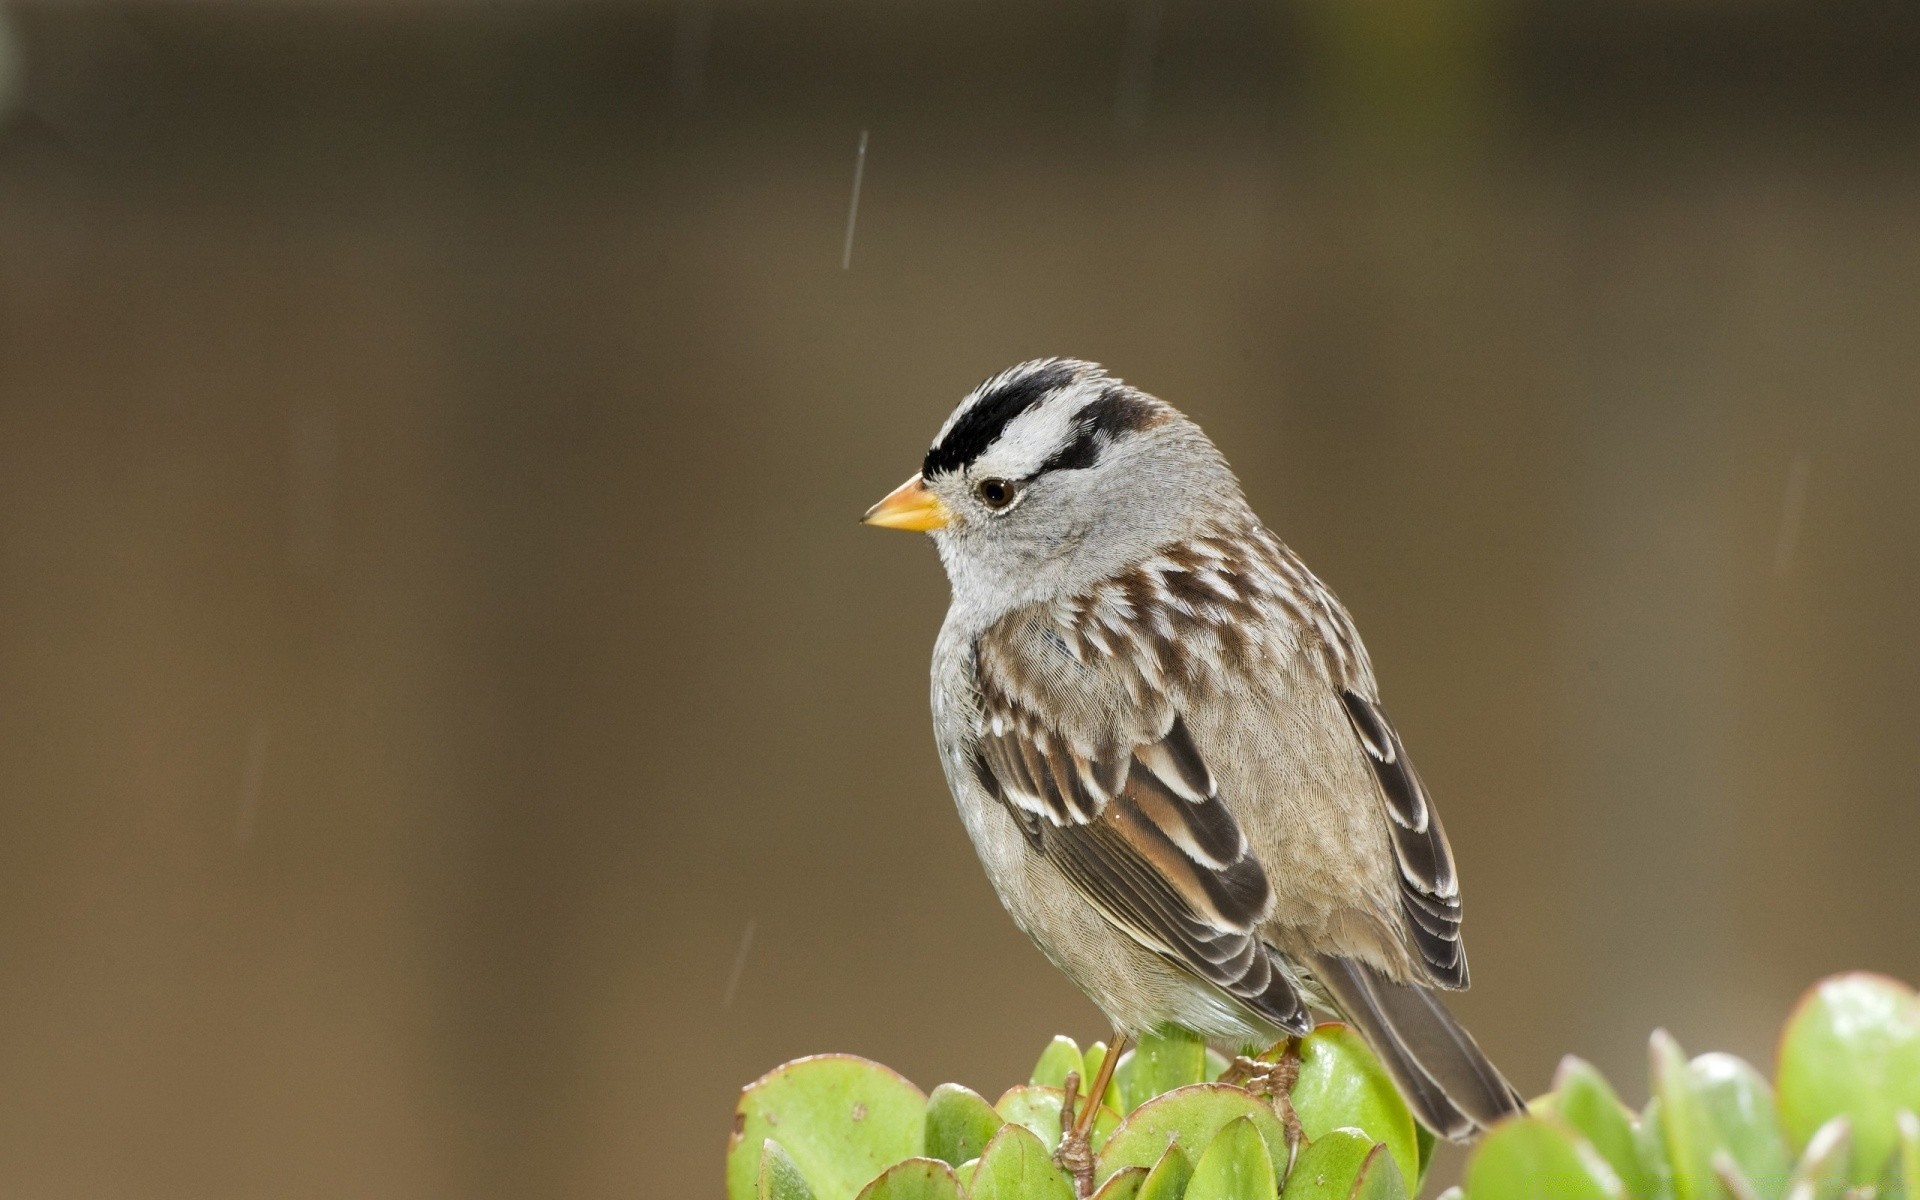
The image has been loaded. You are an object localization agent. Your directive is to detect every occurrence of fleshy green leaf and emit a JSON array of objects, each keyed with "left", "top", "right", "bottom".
[
  {"left": 759, "top": 1141, "right": 819, "bottom": 1200},
  {"left": 996, "top": 1084, "right": 1120, "bottom": 1154},
  {"left": 1710, "top": 1153, "right": 1759, "bottom": 1200},
  {"left": 1097, "top": 1084, "right": 1290, "bottom": 1187},
  {"left": 1639, "top": 1098, "right": 1678, "bottom": 1200},
  {"left": 1290, "top": 1025, "right": 1420, "bottom": 1191},
  {"left": 728, "top": 1055, "right": 927, "bottom": 1200},
  {"left": 925, "top": 1083, "right": 1004, "bottom": 1168},
  {"left": 1279, "top": 1128, "right": 1378, "bottom": 1200},
  {"left": 1465, "top": 1115, "right": 1626, "bottom": 1200},
  {"left": 1690, "top": 1053, "right": 1792, "bottom": 1199},
  {"left": 970, "top": 1123, "right": 1077, "bottom": 1200},
  {"left": 1034, "top": 1037, "right": 1088, "bottom": 1090},
  {"left": 1413, "top": 1123, "right": 1438, "bottom": 1194},
  {"left": 1093, "top": 1166, "right": 1151, "bottom": 1200},
  {"left": 1777, "top": 973, "right": 1920, "bottom": 1183},
  {"left": 1349, "top": 1143, "right": 1411, "bottom": 1200},
  {"left": 1651, "top": 1031, "right": 1722, "bottom": 1200},
  {"left": 1129, "top": 1027, "right": 1210, "bottom": 1110},
  {"left": 1137, "top": 1144, "right": 1195, "bottom": 1200},
  {"left": 1184, "top": 1116, "right": 1277, "bottom": 1200},
  {"left": 1555, "top": 1057, "right": 1656, "bottom": 1200},
  {"left": 853, "top": 1159, "right": 962, "bottom": 1200},
  {"left": 1782, "top": 1117, "right": 1851, "bottom": 1200},
  {"left": 1890, "top": 1110, "right": 1918, "bottom": 1200}
]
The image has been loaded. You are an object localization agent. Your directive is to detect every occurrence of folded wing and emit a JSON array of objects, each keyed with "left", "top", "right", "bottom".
[
  {"left": 1337, "top": 689, "right": 1467, "bottom": 989},
  {"left": 973, "top": 672, "right": 1312, "bottom": 1035}
]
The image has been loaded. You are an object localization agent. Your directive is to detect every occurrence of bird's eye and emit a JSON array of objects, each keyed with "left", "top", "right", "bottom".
[{"left": 976, "top": 478, "right": 1016, "bottom": 509}]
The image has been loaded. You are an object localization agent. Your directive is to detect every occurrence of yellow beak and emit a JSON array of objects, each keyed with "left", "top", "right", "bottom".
[{"left": 861, "top": 474, "right": 951, "bottom": 532}]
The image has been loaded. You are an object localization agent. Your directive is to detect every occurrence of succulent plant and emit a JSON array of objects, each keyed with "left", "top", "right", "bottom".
[{"left": 729, "top": 973, "right": 1920, "bottom": 1200}]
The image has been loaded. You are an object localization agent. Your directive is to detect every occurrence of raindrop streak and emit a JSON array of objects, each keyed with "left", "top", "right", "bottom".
[
  {"left": 722, "top": 918, "right": 758, "bottom": 1008},
  {"left": 1773, "top": 454, "right": 1810, "bottom": 577},
  {"left": 842, "top": 129, "right": 868, "bottom": 272},
  {"left": 236, "top": 720, "right": 270, "bottom": 847}
]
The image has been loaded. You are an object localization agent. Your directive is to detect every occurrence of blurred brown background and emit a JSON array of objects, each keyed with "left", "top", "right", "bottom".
[{"left": 1, "top": 1, "right": 1917, "bottom": 1196}]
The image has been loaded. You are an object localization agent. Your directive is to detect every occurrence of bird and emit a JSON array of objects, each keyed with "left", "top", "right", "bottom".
[{"left": 862, "top": 358, "right": 1526, "bottom": 1176}]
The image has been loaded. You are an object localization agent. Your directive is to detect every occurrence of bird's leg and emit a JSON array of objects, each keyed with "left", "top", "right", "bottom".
[
  {"left": 1075, "top": 1031, "right": 1127, "bottom": 1135},
  {"left": 1265, "top": 1042, "right": 1307, "bottom": 1154},
  {"left": 1055, "top": 1031, "right": 1128, "bottom": 1198}
]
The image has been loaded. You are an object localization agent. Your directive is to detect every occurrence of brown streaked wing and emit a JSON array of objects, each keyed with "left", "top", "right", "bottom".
[
  {"left": 977, "top": 672, "right": 1312, "bottom": 1033},
  {"left": 1338, "top": 689, "right": 1469, "bottom": 989}
]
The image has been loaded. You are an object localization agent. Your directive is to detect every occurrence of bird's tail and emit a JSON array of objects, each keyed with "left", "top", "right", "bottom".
[{"left": 1304, "top": 952, "right": 1527, "bottom": 1140}]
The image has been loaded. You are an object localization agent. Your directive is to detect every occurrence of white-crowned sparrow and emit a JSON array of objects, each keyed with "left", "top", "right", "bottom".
[{"left": 863, "top": 359, "right": 1525, "bottom": 1155}]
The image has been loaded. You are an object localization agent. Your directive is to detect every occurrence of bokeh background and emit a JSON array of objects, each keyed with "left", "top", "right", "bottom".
[{"left": 1, "top": 1, "right": 1918, "bottom": 1196}]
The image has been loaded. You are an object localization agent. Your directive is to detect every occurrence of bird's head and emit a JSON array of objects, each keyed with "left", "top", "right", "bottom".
[{"left": 863, "top": 359, "right": 1247, "bottom": 618}]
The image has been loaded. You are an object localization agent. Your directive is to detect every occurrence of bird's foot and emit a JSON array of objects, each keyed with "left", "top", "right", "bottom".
[
  {"left": 1054, "top": 1071, "right": 1096, "bottom": 1197},
  {"left": 1217, "top": 1053, "right": 1270, "bottom": 1090},
  {"left": 1220, "top": 1042, "right": 1306, "bottom": 1152}
]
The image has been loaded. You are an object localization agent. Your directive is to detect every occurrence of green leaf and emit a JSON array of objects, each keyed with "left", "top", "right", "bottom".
[
  {"left": 759, "top": 1141, "right": 819, "bottom": 1200},
  {"left": 1650, "top": 1031, "right": 1722, "bottom": 1200},
  {"left": 996, "top": 1084, "right": 1120, "bottom": 1154},
  {"left": 1137, "top": 1144, "right": 1195, "bottom": 1200},
  {"left": 1034, "top": 1037, "right": 1088, "bottom": 1090},
  {"left": 1777, "top": 973, "right": 1920, "bottom": 1183},
  {"left": 1185, "top": 1116, "right": 1278, "bottom": 1200},
  {"left": 1088, "top": 1043, "right": 1131, "bottom": 1115},
  {"left": 925, "top": 1083, "right": 1004, "bottom": 1168},
  {"left": 1129, "top": 1027, "right": 1210, "bottom": 1110},
  {"left": 1348, "top": 1143, "right": 1411, "bottom": 1200},
  {"left": 728, "top": 1055, "right": 927, "bottom": 1200},
  {"left": 1638, "top": 1099, "right": 1678, "bottom": 1200},
  {"left": 1279, "top": 1129, "right": 1376, "bottom": 1200},
  {"left": 853, "top": 1159, "right": 962, "bottom": 1200},
  {"left": 1555, "top": 1057, "right": 1656, "bottom": 1200},
  {"left": 970, "top": 1123, "right": 1077, "bottom": 1200},
  {"left": 1689, "top": 1053, "right": 1792, "bottom": 1199},
  {"left": 1290, "top": 1025, "right": 1420, "bottom": 1192},
  {"left": 1465, "top": 1115, "right": 1626, "bottom": 1200},
  {"left": 1890, "top": 1110, "right": 1918, "bottom": 1200},
  {"left": 1412, "top": 1123, "right": 1438, "bottom": 1194},
  {"left": 1097, "top": 1084, "right": 1290, "bottom": 1188},
  {"left": 1782, "top": 1117, "right": 1851, "bottom": 1200},
  {"left": 1093, "top": 1166, "right": 1151, "bottom": 1200}
]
